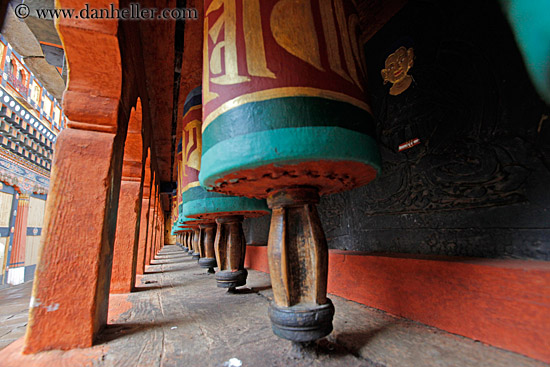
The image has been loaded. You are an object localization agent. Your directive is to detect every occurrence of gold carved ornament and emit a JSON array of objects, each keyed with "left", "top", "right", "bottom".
[{"left": 381, "top": 46, "right": 414, "bottom": 96}]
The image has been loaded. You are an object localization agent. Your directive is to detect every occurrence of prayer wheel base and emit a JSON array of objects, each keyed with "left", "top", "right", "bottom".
[
  {"left": 200, "top": 127, "right": 381, "bottom": 199},
  {"left": 268, "top": 300, "right": 334, "bottom": 343},
  {"left": 198, "top": 257, "right": 217, "bottom": 270},
  {"left": 192, "top": 252, "right": 200, "bottom": 260},
  {"left": 215, "top": 269, "right": 247, "bottom": 289}
]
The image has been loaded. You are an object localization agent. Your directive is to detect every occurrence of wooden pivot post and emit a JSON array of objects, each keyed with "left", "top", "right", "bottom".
[
  {"left": 186, "top": 231, "right": 193, "bottom": 255},
  {"left": 266, "top": 187, "right": 334, "bottom": 343},
  {"left": 214, "top": 215, "right": 247, "bottom": 291},
  {"left": 188, "top": 231, "right": 196, "bottom": 256},
  {"left": 187, "top": 231, "right": 193, "bottom": 253},
  {"left": 191, "top": 227, "right": 201, "bottom": 260},
  {"left": 198, "top": 223, "right": 217, "bottom": 273},
  {"left": 182, "top": 232, "right": 189, "bottom": 252}
]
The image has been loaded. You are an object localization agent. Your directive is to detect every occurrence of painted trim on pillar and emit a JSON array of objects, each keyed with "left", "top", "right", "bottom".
[
  {"left": 26, "top": 227, "right": 42, "bottom": 236},
  {"left": 31, "top": 193, "right": 47, "bottom": 200},
  {"left": 0, "top": 183, "right": 15, "bottom": 194}
]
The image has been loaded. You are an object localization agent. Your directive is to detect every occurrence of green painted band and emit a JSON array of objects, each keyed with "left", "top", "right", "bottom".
[
  {"left": 202, "top": 96, "right": 376, "bottom": 155},
  {"left": 199, "top": 126, "right": 382, "bottom": 190},
  {"left": 173, "top": 225, "right": 188, "bottom": 233},
  {"left": 182, "top": 196, "right": 270, "bottom": 218},
  {"left": 181, "top": 185, "right": 228, "bottom": 204},
  {"left": 177, "top": 214, "right": 200, "bottom": 227}
]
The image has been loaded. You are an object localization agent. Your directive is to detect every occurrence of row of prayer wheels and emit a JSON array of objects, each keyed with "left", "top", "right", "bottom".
[{"left": 172, "top": 0, "right": 381, "bottom": 344}]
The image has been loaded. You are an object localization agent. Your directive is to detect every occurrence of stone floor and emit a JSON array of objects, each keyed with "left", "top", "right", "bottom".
[
  {"left": 0, "top": 245, "right": 546, "bottom": 366},
  {"left": 0, "top": 280, "right": 32, "bottom": 350}
]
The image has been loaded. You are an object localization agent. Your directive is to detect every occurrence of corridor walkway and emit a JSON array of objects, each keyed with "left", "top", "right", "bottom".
[{"left": 0, "top": 245, "right": 544, "bottom": 366}]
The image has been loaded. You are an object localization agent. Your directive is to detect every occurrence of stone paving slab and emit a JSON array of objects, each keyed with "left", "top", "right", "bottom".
[
  {"left": 0, "top": 246, "right": 546, "bottom": 366},
  {"left": 0, "top": 280, "right": 32, "bottom": 350}
]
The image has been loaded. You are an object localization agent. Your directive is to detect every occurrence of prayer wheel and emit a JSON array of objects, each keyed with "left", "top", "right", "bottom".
[
  {"left": 173, "top": 229, "right": 189, "bottom": 253},
  {"left": 173, "top": 218, "right": 190, "bottom": 252},
  {"left": 179, "top": 215, "right": 203, "bottom": 261},
  {"left": 171, "top": 194, "right": 187, "bottom": 252},
  {"left": 180, "top": 86, "right": 269, "bottom": 286},
  {"left": 177, "top": 135, "right": 203, "bottom": 260},
  {"left": 200, "top": 0, "right": 381, "bottom": 342}
]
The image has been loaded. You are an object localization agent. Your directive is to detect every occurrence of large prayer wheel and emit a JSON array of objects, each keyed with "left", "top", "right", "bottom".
[
  {"left": 180, "top": 86, "right": 269, "bottom": 285},
  {"left": 200, "top": 0, "right": 381, "bottom": 343}
]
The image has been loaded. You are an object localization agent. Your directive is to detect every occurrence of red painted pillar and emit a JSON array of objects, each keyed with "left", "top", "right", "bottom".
[
  {"left": 110, "top": 103, "right": 144, "bottom": 294},
  {"left": 7, "top": 193, "right": 29, "bottom": 285},
  {"left": 161, "top": 214, "right": 165, "bottom": 250},
  {"left": 26, "top": 128, "right": 125, "bottom": 352},
  {"left": 24, "top": 0, "right": 125, "bottom": 353},
  {"left": 153, "top": 192, "right": 160, "bottom": 256},
  {"left": 156, "top": 200, "right": 162, "bottom": 254},
  {"left": 135, "top": 157, "right": 151, "bottom": 277},
  {"left": 152, "top": 201, "right": 157, "bottom": 258},
  {"left": 145, "top": 180, "right": 157, "bottom": 266},
  {"left": 110, "top": 179, "right": 142, "bottom": 293},
  {"left": 154, "top": 205, "right": 159, "bottom": 256}
]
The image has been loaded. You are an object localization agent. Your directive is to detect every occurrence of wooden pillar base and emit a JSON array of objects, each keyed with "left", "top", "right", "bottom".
[
  {"left": 191, "top": 227, "right": 200, "bottom": 260},
  {"left": 268, "top": 300, "right": 334, "bottom": 343},
  {"left": 198, "top": 223, "right": 217, "bottom": 273},
  {"left": 266, "top": 187, "right": 334, "bottom": 343},
  {"left": 214, "top": 215, "right": 247, "bottom": 290},
  {"left": 216, "top": 269, "right": 248, "bottom": 289}
]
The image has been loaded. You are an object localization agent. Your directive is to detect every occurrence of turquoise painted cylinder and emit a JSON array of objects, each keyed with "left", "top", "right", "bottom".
[
  {"left": 199, "top": 0, "right": 381, "bottom": 198},
  {"left": 179, "top": 86, "right": 269, "bottom": 221}
]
